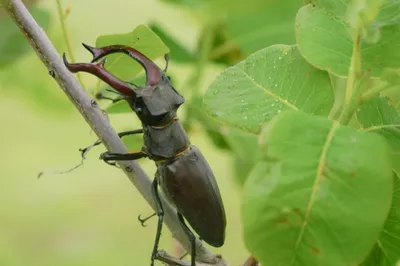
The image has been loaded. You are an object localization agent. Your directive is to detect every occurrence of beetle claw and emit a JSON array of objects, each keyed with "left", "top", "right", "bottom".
[
  {"left": 138, "top": 213, "right": 156, "bottom": 227},
  {"left": 138, "top": 214, "right": 148, "bottom": 227}
]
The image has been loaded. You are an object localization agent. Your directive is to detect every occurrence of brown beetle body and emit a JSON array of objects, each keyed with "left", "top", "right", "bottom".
[
  {"left": 63, "top": 44, "right": 226, "bottom": 266},
  {"left": 158, "top": 145, "right": 226, "bottom": 247}
]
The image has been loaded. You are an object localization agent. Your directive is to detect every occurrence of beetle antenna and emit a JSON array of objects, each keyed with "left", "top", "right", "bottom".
[
  {"left": 163, "top": 54, "right": 169, "bottom": 73},
  {"left": 105, "top": 88, "right": 125, "bottom": 96},
  {"left": 95, "top": 92, "right": 122, "bottom": 102}
]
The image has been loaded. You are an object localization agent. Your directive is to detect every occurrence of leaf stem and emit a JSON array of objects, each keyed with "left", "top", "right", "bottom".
[
  {"left": 55, "top": 0, "right": 86, "bottom": 90},
  {"left": 182, "top": 22, "right": 216, "bottom": 130},
  {"left": 192, "top": 22, "right": 216, "bottom": 97},
  {"left": 360, "top": 83, "right": 393, "bottom": 103},
  {"left": 337, "top": 20, "right": 363, "bottom": 125}
]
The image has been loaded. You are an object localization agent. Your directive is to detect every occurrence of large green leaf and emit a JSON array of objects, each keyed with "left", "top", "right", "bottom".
[
  {"left": 295, "top": 4, "right": 400, "bottom": 77},
  {"left": 204, "top": 44, "right": 334, "bottom": 133},
  {"left": 223, "top": 126, "right": 261, "bottom": 185},
  {"left": 356, "top": 97, "right": 400, "bottom": 175},
  {"left": 95, "top": 24, "right": 169, "bottom": 80},
  {"left": 225, "top": 0, "right": 303, "bottom": 54},
  {"left": 311, "top": 0, "right": 400, "bottom": 27},
  {"left": 242, "top": 111, "right": 393, "bottom": 266},
  {"left": 361, "top": 172, "right": 400, "bottom": 266}
]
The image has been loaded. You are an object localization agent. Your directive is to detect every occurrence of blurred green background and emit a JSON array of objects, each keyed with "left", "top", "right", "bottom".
[{"left": 0, "top": 0, "right": 247, "bottom": 265}]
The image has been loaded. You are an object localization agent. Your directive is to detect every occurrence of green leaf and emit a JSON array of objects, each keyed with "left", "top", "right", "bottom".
[
  {"left": 295, "top": 4, "right": 400, "bottom": 77},
  {"left": 311, "top": 0, "right": 400, "bottom": 27},
  {"left": 225, "top": 1, "right": 303, "bottom": 54},
  {"left": 243, "top": 111, "right": 393, "bottom": 266},
  {"left": 357, "top": 97, "right": 400, "bottom": 175},
  {"left": 149, "top": 23, "right": 195, "bottom": 63},
  {"left": 95, "top": 24, "right": 169, "bottom": 80},
  {"left": 361, "top": 172, "right": 400, "bottom": 266},
  {"left": 223, "top": 127, "right": 261, "bottom": 185},
  {"left": 204, "top": 44, "right": 334, "bottom": 134},
  {"left": 0, "top": 7, "right": 50, "bottom": 68}
]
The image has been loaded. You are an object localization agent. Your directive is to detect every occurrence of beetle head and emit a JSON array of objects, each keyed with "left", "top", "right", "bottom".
[{"left": 63, "top": 44, "right": 184, "bottom": 126}]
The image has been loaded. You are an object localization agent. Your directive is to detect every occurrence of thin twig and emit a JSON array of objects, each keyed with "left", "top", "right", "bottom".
[
  {"left": 55, "top": 0, "right": 86, "bottom": 89},
  {"left": 5, "top": 0, "right": 227, "bottom": 265}
]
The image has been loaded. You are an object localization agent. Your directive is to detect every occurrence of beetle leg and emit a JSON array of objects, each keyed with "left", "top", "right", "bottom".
[
  {"left": 95, "top": 92, "right": 120, "bottom": 102},
  {"left": 137, "top": 213, "right": 156, "bottom": 227},
  {"left": 79, "top": 129, "right": 144, "bottom": 159},
  {"left": 99, "top": 150, "right": 147, "bottom": 163},
  {"left": 150, "top": 178, "right": 164, "bottom": 266},
  {"left": 177, "top": 212, "right": 196, "bottom": 266}
]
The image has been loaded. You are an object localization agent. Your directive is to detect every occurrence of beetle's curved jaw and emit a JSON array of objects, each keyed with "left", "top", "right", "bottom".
[
  {"left": 62, "top": 53, "right": 135, "bottom": 97},
  {"left": 80, "top": 43, "right": 164, "bottom": 86}
]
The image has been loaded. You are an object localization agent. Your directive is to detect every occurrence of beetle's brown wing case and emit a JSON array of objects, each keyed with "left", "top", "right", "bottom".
[{"left": 158, "top": 145, "right": 226, "bottom": 247}]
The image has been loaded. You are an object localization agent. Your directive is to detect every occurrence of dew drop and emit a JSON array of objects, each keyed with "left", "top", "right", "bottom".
[{"left": 213, "top": 90, "right": 219, "bottom": 95}]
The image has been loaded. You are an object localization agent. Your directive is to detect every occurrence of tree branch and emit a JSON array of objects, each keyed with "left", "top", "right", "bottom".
[{"left": 4, "top": 0, "right": 228, "bottom": 265}]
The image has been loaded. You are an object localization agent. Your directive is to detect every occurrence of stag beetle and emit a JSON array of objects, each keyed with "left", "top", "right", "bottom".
[{"left": 63, "top": 44, "right": 226, "bottom": 266}]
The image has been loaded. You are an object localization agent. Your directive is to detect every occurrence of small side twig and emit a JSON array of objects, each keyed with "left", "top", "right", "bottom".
[
  {"left": 5, "top": 0, "right": 227, "bottom": 265},
  {"left": 55, "top": 0, "right": 86, "bottom": 89}
]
